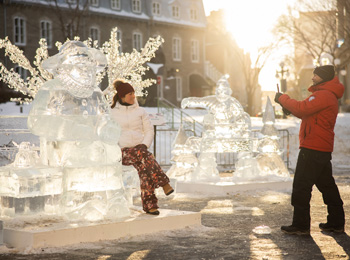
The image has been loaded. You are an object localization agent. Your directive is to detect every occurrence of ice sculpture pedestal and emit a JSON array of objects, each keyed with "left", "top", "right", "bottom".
[
  {"left": 176, "top": 177, "right": 292, "bottom": 196},
  {"left": 3, "top": 207, "right": 201, "bottom": 250}
]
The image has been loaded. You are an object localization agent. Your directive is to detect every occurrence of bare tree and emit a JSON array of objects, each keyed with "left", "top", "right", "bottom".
[
  {"left": 233, "top": 44, "right": 276, "bottom": 116},
  {"left": 271, "top": 0, "right": 350, "bottom": 100},
  {"left": 335, "top": 0, "right": 350, "bottom": 68},
  {"left": 273, "top": 0, "right": 350, "bottom": 69},
  {"left": 48, "top": 0, "right": 90, "bottom": 41}
]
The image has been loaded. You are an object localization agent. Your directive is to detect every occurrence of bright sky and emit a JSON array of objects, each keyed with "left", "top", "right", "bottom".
[{"left": 202, "top": 0, "right": 297, "bottom": 91}]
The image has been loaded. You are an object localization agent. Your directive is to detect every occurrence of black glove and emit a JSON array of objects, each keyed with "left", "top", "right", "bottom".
[
  {"left": 135, "top": 144, "right": 148, "bottom": 150},
  {"left": 274, "top": 92, "right": 283, "bottom": 104},
  {"left": 282, "top": 107, "right": 291, "bottom": 116}
]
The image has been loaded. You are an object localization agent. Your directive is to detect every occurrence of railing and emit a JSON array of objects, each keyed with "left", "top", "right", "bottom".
[
  {"left": 157, "top": 98, "right": 204, "bottom": 136},
  {"left": 204, "top": 61, "right": 223, "bottom": 83}
]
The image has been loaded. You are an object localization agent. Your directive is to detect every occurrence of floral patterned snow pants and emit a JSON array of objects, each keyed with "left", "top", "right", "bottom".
[{"left": 121, "top": 146, "right": 170, "bottom": 212}]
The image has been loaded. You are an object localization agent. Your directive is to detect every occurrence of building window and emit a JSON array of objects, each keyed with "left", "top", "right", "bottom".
[
  {"left": 172, "top": 5, "right": 180, "bottom": 18},
  {"left": 66, "top": 23, "right": 75, "bottom": 39},
  {"left": 132, "top": 0, "right": 141, "bottom": 13},
  {"left": 152, "top": 2, "right": 160, "bottom": 16},
  {"left": 172, "top": 37, "right": 181, "bottom": 61},
  {"left": 89, "top": 0, "right": 99, "bottom": 7},
  {"left": 133, "top": 32, "right": 142, "bottom": 51},
  {"left": 175, "top": 76, "right": 182, "bottom": 101},
  {"left": 89, "top": 27, "right": 100, "bottom": 43},
  {"left": 40, "top": 20, "right": 52, "bottom": 48},
  {"left": 15, "top": 66, "right": 27, "bottom": 81},
  {"left": 190, "top": 9, "right": 197, "bottom": 21},
  {"left": 116, "top": 29, "right": 122, "bottom": 53},
  {"left": 14, "top": 17, "right": 26, "bottom": 46},
  {"left": 191, "top": 39, "right": 199, "bottom": 63},
  {"left": 111, "top": 0, "right": 121, "bottom": 10}
]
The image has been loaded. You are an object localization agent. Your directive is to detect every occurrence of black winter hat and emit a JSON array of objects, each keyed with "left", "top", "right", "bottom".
[{"left": 313, "top": 65, "right": 335, "bottom": 82}]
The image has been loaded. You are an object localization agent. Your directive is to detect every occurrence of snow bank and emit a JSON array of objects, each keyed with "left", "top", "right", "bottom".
[{"left": 273, "top": 114, "right": 350, "bottom": 173}]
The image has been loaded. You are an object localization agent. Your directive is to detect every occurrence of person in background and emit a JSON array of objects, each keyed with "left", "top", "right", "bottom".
[
  {"left": 275, "top": 65, "right": 345, "bottom": 235},
  {"left": 110, "top": 79, "right": 174, "bottom": 215}
]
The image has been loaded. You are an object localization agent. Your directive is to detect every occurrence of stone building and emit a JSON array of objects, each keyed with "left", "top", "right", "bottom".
[{"left": 1, "top": 0, "right": 227, "bottom": 107}]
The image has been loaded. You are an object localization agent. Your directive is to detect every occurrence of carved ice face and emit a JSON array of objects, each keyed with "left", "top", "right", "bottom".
[
  {"left": 43, "top": 41, "right": 107, "bottom": 98},
  {"left": 215, "top": 85, "right": 232, "bottom": 102},
  {"left": 57, "top": 55, "right": 97, "bottom": 98}
]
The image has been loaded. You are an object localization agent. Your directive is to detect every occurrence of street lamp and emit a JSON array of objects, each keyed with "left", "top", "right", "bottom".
[
  {"left": 146, "top": 62, "right": 164, "bottom": 106},
  {"left": 275, "top": 61, "right": 289, "bottom": 93}
]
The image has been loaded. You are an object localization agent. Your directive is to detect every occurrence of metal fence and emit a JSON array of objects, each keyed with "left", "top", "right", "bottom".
[{"left": 152, "top": 127, "right": 290, "bottom": 172}]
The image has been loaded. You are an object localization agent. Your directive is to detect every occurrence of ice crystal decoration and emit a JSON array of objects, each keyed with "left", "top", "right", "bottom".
[
  {"left": 100, "top": 27, "right": 164, "bottom": 103},
  {"left": 0, "top": 27, "right": 164, "bottom": 104},
  {"left": 0, "top": 37, "right": 52, "bottom": 103}
]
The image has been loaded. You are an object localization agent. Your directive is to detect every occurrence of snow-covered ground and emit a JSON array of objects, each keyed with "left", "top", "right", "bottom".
[{"left": 1, "top": 102, "right": 350, "bottom": 172}]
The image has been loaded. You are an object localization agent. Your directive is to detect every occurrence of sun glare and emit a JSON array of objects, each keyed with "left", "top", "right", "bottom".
[
  {"left": 224, "top": 2, "right": 280, "bottom": 53},
  {"left": 203, "top": 0, "right": 296, "bottom": 91},
  {"left": 204, "top": 0, "right": 293, "bottom": 52}
]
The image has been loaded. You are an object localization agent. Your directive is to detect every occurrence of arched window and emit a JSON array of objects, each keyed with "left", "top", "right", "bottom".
[
  {"left": 191, "top": 39, "right": 199, "bottom": 63},
  {"left": 40, "top": 20, "right": 52, "bottom": 48},
  {"left": 14, "top": 16, "right": 26, "bottom": 46},
  {"left": 90, "top": 26, "right": 100, "bottom": 44},
  {"left": 133, "top": 32, "right": 142, "bottom": 51},
  {"left": 172, "top": 37, "right": 181, "bottom": 61}
]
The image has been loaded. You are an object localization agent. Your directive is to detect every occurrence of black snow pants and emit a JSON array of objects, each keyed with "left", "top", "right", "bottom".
[{"left": 291, "top": 148, "right": 345, "bottom": 229}]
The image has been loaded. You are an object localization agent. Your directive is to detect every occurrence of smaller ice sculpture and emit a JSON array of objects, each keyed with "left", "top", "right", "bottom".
[
  {"left": 181, "top": 75, "right": 252, "bottom": 182},
  {"left": 167, "top": 125, "right": 199, "bottom": 181},
  {"left": 233, "top": 97, "right": 290, "bottom": 182},
  {"left": 260, "top": 96, "right": 279, "bottom": 137},
  {"left": 0, "top": 142, "right": 61, "bottom": 216},
  {"left": 13, "top": 142, "right": 39, "bottom": 168}
]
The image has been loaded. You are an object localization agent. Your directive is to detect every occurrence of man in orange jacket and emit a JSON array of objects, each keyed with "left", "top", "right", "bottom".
[{"left": 275, "top": 65, "right": 345, "bottom": 235}]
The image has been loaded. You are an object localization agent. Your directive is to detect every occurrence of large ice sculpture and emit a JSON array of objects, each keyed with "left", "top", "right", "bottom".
[
  {"left": 233, "top": 97, "right": 290, "bottom": 182},
  {"left": 181, "top": 75, "right": 252, "bottom": 182},
  {"left": 1, "top": 41, "right": 130, "bottom": 221}
]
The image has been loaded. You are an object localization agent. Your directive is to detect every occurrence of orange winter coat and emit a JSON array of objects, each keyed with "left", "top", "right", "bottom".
[{"left": 278, "top": 77, "right": 344, "bottom": 152}]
